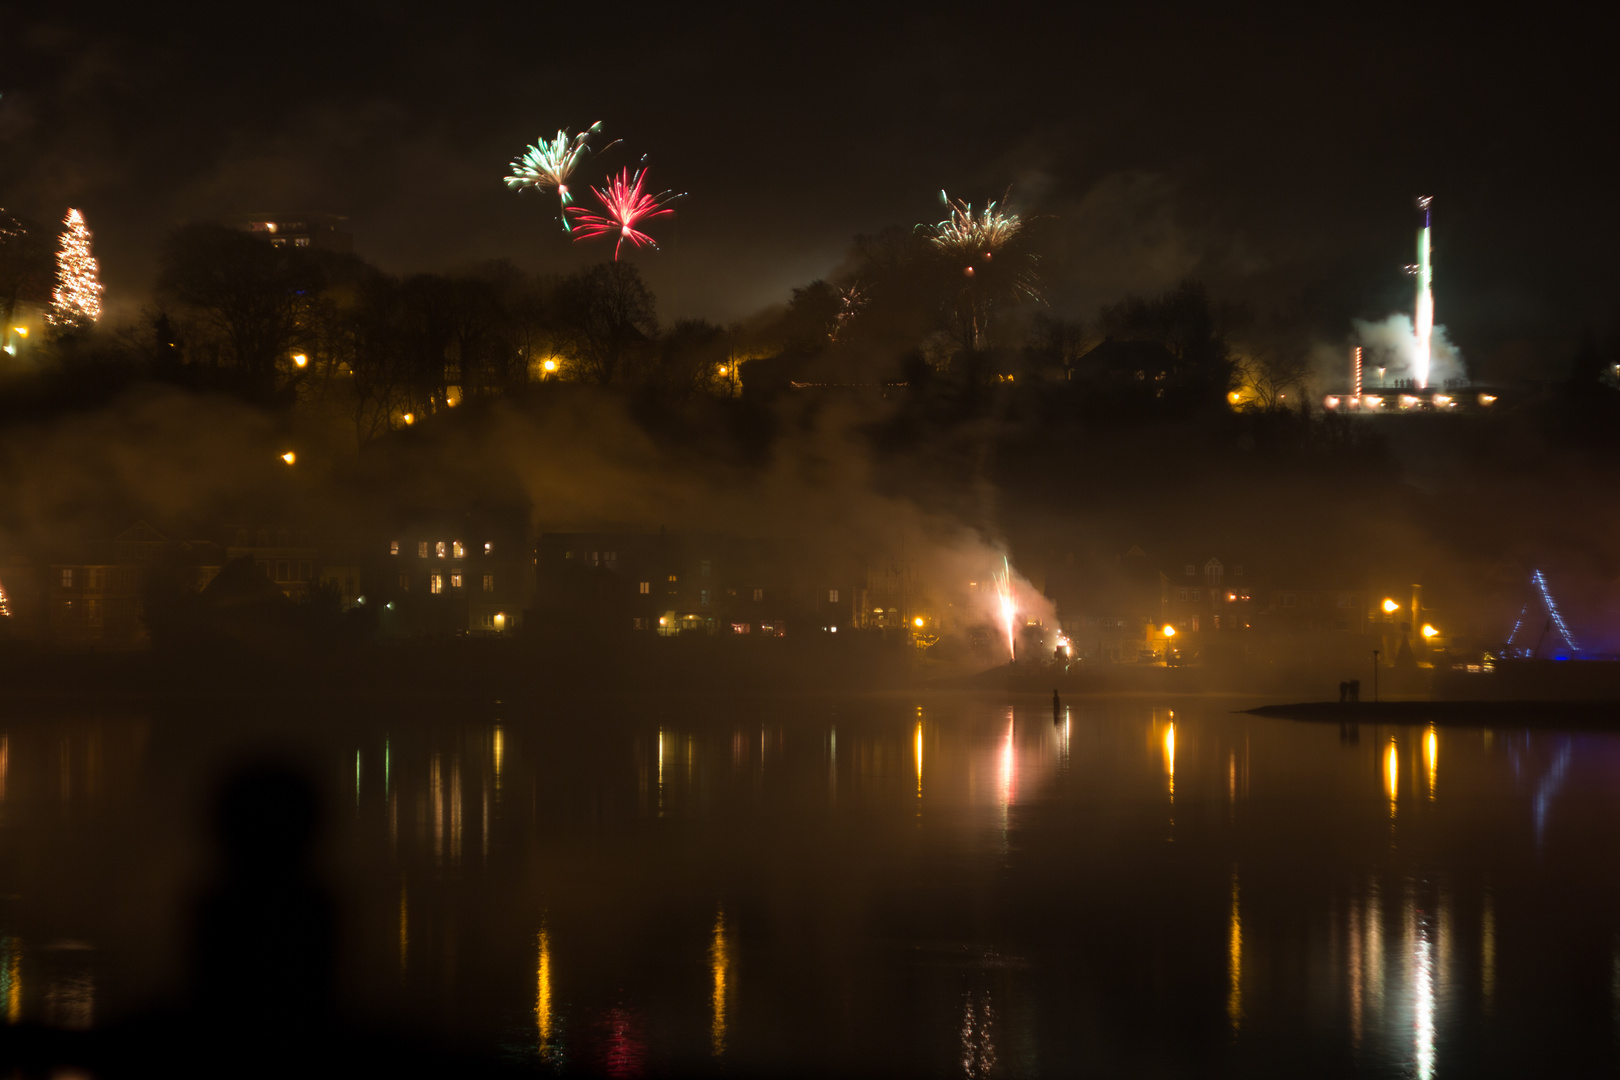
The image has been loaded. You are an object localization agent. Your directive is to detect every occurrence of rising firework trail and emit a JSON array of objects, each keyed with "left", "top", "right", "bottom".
[
  {"left": 504, "top": 123, "right": 618, "bottom": 232},
  {"left": 567, "top": 166, "right": 682, "bottom": 259},
  {"left": 1412, "top": 196, "right": 1434, "bottom": 389},
  {"left": 995, "top": 556, "right": 1017, "bottom": 661}
]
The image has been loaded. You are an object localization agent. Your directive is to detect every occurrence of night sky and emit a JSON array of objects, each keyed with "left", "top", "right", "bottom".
[{"left": 3, "top": 3, "right": 1615, "bottom": 377}]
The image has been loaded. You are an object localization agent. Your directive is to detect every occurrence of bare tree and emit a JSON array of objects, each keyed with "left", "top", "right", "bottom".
[
  {"left": 1233, "top": 348, "right": 1310, "bottom": 409},
  {"left": 554, "top": 262, "right": 657, "bottom": 385},
  {"left": 157, "top": 224, "right": 316, "bottom": 397}
]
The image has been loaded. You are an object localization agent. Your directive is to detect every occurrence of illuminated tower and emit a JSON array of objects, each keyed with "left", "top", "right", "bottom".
[{"left": 1412, "top": 197, "right": 1433, "bottom": 389}]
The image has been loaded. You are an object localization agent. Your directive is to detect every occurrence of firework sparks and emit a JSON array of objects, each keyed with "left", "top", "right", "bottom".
[
  {"left": 505, "top": 123, "right": 616, "bottom": 232},
  {"left": 929, "top": 191, "right": 1024, "bottom": 263},
  {"left": 995, "top": 557, "right": 1018, "bottom": 661},
  {"left": 832, "top": 283, "right": 867, "bottom": 342},
  {"left": 925, "top": 192, "right": 1041, "bottom": 350},
  {"left": 567, "top": 166, "right": 682, "bottom": 260}
]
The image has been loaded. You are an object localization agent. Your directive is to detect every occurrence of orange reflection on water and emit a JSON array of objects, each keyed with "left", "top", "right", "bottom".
[
  {"left": 999, "top": 717, "right": 1016, "bottom": 809},
  {"left": 1164, "top": 721, "right": 1176, "bottom": 802},
  {"left": 1, "top": 935, "right": 18, "bottom": 1023},
  {"left": 710, "top": 908, "right": 729, "bottom": 1056},
  {"left": 1385, "top": 740, "right": 1399, "bottom": 810},
  {"left": 1425, "top": 727, "right": 1438, "bottom": 801},
  {"left": 1227, "top": 870, "right": 1242, "bottom": 1030},
  {"left": 537, "top": 925, "right": 554, "bottom": 1058},
  {"left": 914, "top": 721, "right": 923, "bottom": 799},
  {"left": 492, "top": 724, "right": 504, "bottom": 800}
]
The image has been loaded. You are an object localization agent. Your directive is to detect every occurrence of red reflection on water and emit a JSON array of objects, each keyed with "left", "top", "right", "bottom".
[{"left": 596, "top": 1006, "right": 646, "bottom": 1077}]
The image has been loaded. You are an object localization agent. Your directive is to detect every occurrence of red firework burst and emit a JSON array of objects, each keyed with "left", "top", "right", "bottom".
[{"left": 566, "top": 167, "right": 681, "bottom": 259}]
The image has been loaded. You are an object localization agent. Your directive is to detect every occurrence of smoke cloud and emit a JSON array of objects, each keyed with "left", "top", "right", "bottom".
[{"left": 1351, "top": 313, "right": 1468, "bottom": 388}]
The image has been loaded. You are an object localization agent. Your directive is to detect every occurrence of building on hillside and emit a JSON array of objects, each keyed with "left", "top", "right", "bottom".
[
  {"left": 370, "top": 509, "right": 532, "bottom": 635},
  {"left": 223, "top": 523, "right": 361, "bottom": 607},
  {"left": 238, "top": 213, "right": 353, "bottom": 253},
  {"left": 44, "top": 523, "right": 226, "bottom": 646},
  {"left": 533, "top": 530, "right": 865, "bottom": 638}
]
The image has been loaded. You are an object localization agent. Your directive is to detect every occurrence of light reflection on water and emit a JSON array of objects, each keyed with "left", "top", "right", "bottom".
[{"left": 0, "top": 699, "right": 1616, "bottom": 1074}]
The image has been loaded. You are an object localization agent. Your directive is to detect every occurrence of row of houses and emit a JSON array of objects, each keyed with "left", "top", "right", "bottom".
[
  {"left": 1042, "top": 545, "right": 1445, "bottom": 666},
  {"left": 0, "top": 515, "right": 1446, "bottom": 665}
]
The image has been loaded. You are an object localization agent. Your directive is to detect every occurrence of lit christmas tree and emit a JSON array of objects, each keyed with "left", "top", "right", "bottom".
[{"left": 48, "top": 208, "right": 103, "bottom": 326}]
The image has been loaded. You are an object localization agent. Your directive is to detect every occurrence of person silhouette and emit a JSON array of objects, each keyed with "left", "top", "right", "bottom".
[{"left": 190, "top": 762, "right": 337, "bottom": 1070}]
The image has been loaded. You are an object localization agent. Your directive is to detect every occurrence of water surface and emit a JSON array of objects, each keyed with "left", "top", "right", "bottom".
[{"left": 0, "top": 694, "right": 1616, "bottom": 1077}]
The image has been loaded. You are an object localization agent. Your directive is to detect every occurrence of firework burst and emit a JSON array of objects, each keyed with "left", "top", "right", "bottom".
[
  {"left": 925, "top": 191, "right": 1042, "bottom": 349},
  {"left": 567, "top": 166, "right": 682, "bottom": 260},
  {"left": 929, "top": 192, "right": 1024, "bottom": 262},
  {"left": 505, "top": 122, "right": 617, "bottom": 231}
]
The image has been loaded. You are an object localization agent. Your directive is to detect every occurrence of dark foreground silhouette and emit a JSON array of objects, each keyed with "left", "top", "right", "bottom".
[{"left": 0, "top": 761, "right": 528, "bottom": 1079}]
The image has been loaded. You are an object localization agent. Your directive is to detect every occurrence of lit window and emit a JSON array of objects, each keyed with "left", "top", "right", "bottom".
[
  {"left": 639, "top": 582, "right": 650, "bottom": 595},
  {"left": 418, "top": 542, "right": 429, "bottom": 558},
  {"left": 60, "top": 569, "right": 73, "bottom": 588},
  {"left": 452, "top": 541, "right": 465, "bottom": 559},
  {"left": 484, "top": 574, "right": 494, "bottom": 593},
  {"left": 668, "top": 575, "right": 677, "bottom": 583},
  {"left": 293, "top": 237, "right": 309, "bottom": 247},
  {"left": 436, "top": 542, "right": 446, "bottom": 558},
  {"left": 390, "top": 541, "right": 399, "bottom": 555},
  {"left": 484, "top": 542, "right": 493, "bottom": 555},
  {"left": 1192, "top": 615, "right": 1200, "bottom": 631},
  {"left": 451, "top": 572, "right": 462, "bottom": 590},
  {"left": 828, "top": 589, "right": 839, "bottom": 603},
  {"left": 753, "top": 588, "right": 763, "bottom": 601},
  {"left": 430, "top": 574, "right": 443, "bottom": 595}
]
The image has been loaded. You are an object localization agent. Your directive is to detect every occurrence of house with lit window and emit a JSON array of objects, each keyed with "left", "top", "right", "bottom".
[
  {"left": 372, "top": 508, "right": 532, "bottom": 636},
  {"left": 42, "top": 523, "right": 226, "bottom": 646},
  {"left": 533, "top": 530, "right": 860, "bottom": 638},
  {"left": 238, "top": 213, "right": 353, "bottom": 253}
]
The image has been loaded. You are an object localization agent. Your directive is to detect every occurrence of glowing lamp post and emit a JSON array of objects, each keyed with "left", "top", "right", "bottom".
[
  {"left": 281, "top": 451, "right": 296, "bottom": 465},
  {"left": 291, "top": 353, "right": 308, "bottom": 369}
]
